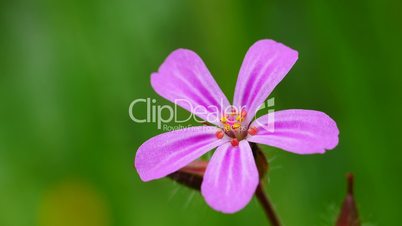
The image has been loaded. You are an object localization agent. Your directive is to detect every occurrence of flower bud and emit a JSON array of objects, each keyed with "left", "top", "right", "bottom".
[
  {"left": 335, "top": 173, "right": 360, "bottom": 226},
  {"left": 167, "top": 160, "right": 207, "bottom": 191}
]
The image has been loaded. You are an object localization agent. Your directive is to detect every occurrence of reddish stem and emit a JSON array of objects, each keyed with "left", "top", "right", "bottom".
[{"left": 255, "top": 182, "right": 281, "bottom": 226}]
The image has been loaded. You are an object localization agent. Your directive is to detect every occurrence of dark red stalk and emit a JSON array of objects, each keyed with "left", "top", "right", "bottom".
[
  {"left": 251, "top": 143, "right": 281, "bottom": 226},
  {"left": 255, "top": 182, "right": 281, "bottom": 226}
]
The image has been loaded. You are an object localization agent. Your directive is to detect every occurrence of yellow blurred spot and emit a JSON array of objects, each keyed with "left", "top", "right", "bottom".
[
  {"left": 224, "top": 123, "right": 231, "bottom": 131},
  {"left": 232, "top": 122, "right": 241, "bottom": 129},
  {"left": 38, "top": 179, "right": 110, "bottom": 226},
  {"left": 235, "top": 115, "right": 244, "bottom": 122}
]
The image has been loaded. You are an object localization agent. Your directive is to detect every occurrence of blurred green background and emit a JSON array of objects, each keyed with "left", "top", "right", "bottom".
[{"left": 1, "top": 0, "right": 402, "bottom": 225}]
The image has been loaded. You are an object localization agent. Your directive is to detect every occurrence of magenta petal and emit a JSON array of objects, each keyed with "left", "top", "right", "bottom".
[
  {"left": 233, "top": 40, "right": 298, "bottom": 122},
  {"left": 247, "top": 110, "right": 339, "bottom": 154},
  {"left": 135, "top": 126, "right": 228, "bottom": 181},
  {"left": 201, "top": 141, "right": 259, "bottom": 213},
  {"left": 151, "top": 49, "right": 230, "bottom": 125}
]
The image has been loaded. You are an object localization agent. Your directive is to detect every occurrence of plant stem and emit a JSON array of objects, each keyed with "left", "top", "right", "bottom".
[
  {"left": 255, "top": 182, "right": 281, "bottom": 226},
  {"left": 250, "top": 143, "right": 281, "bottom": 226}
]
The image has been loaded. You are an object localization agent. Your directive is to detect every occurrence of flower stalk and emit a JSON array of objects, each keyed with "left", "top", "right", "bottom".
[
  {"left": 251, "top": 143, "right": 281, "bottom": 226},
  {"left": 255, "top": 183, "right": 281, "bottom": 226}
]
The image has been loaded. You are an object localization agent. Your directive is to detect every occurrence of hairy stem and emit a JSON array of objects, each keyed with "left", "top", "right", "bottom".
[
  {"left": 250, "top": 142, "right": 281, "bottom": 226},
  {"left": 255, "top": 182, "right": 281, "bottom": 226}
]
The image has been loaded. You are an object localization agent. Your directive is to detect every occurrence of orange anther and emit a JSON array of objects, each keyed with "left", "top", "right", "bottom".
[
  {"left": 231, "top": 138, "right": 239, "bottom": 146},
  {"left": 215, "top": 130, "right": 224, "bottom": 139},
  {"left": 241, "top": 109, "right": 247, "bottom": 118},
  {"left": 247, "top": 127, "right": 258, "bottom": 136}
]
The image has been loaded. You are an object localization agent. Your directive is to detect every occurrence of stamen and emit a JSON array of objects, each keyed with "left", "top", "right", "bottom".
[
  {"left": 223, "top": 123, "right": 231, "bottom": 131},
  {"left": 220, "top": 107, "right": 249, "bottom": 141},
  {"left": 248, "top": 127, "right": 258, "bottom": 136},
  {"left": 215, "top": 130, "right": 224, "bottom": 139},
  {"left": 231, "top": 138, "right": 239, "bottom": 146},
  {"left": 232, "top": 122, "right": 241, "bottom": 130},
  {"left": 241, "top": 109, "right": 247, "bottom": 118}
]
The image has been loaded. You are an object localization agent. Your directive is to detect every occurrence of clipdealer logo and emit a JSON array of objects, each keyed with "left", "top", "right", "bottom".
[{"left": 128, "top": 97, "right": 276, "bottom": 132}]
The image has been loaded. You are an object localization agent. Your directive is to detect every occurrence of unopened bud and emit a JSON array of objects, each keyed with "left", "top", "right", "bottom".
[{"left": 335, "top": 173, "right": 360, "bottom": 226}]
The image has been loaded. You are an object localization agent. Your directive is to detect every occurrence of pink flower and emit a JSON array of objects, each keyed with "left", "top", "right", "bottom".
[{"left": 134, "top": 40, "right": 339, "bottom": 213}]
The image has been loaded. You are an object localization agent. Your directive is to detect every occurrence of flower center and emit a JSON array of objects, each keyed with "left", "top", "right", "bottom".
[
  {"left": 221, "top": 107, "right": 247, "bottom": 138},
  {"left": 215, "top": 107, "right": 258, "bottom": 146}
]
